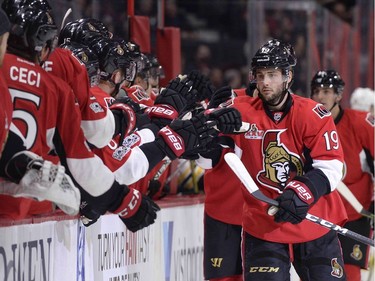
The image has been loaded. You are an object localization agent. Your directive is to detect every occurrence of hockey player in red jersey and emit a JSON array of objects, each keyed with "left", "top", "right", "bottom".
[
  {"left": 46, "top": 18, "right": 117, "bottom": 148},
  {"left": 311, "top": 70, "right": 374, "bottom": 281},
  {"left": 197, "top": 84, "right": 257, "bottom": 281},
  {"left": 200, "top": 39, "right": 347, "bottom": 281},
  {"left": 125, "top": 52, "right": 155, "bottom": 107},
  {"left": 0, "top": 3, "right": 161, "bottom": 231}
]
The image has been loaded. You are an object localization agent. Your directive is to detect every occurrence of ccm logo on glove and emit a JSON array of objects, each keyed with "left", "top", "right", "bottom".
[
  {"left": 285, "top": 181, "right": 314, "bottom": 204},
  {"left": 116, "top": 189, "right": 141, "bottom": 218}
]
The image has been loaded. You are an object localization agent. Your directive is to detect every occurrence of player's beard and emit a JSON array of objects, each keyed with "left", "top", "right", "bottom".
[{"left": 258, "top": 85, "right": 285, "bottom": 107}]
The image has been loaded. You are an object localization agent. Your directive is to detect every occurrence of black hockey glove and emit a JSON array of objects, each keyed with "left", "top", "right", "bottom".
[
  {"left": 205, "top": 107, "right": 242, "bottom": 134},
  {"left": 155, "top": 112, "right": 218, "bottom": 160},
  {"left": 187, "top": 70, "right": 215, "bottom": 101},
  {"left": 165, "top": 76, "right": 198, "bottom": 109},
  {"left": 79, "top": 181, "right": 160, "bottom": 231},
  {"left": 117, "top": 193, "right": 160, "bottom": 232},
  {"left": 155, "top": 81, "right": 189, "bottom": 114},
  {"left": 207, "top": 86, "right": 234, "bottom": 109},
  {"left": 273, "top": 177, "right": 318, "bottom": 224}
]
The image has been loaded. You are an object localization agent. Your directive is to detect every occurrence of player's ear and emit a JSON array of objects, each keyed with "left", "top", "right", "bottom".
[{"left": 287, "top": 71, "right": 293, "bottom": 84}]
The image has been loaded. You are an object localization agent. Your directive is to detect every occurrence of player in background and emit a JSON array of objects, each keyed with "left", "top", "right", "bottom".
[
  {"left": 46, "top": 17, "right": 117, "bottom": 148},
  {"left": 125, "top": 51, "right": 154, "bottom": 107},
  {"left": 350, "top": 87, "right": 375, "bottom": 115},
  {"left": 145, "top": 53, "right": 165, "bottom": 101},
  {"left": 199, "top": 39, "right": 347, "bottom": 281},
  {"left": 311, "top": 70, "right": 374, "bottom": 281},
  {"left": 0, "top": 3, "right": 161, "bottom": 233},
  {"left": 196, "top": 83, "right": 257, "bottom": 281}
]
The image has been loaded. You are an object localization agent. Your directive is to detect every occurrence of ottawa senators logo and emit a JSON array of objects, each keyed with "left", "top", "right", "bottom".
[
  {"left": 350, "top": 245, "right": 363, "bottom": 261},
  {"left": 256, "top": 130, "right": 303, "bottom": 193},
  {"left": 330, "top": 258, "right": 344, "bottom": 278}
]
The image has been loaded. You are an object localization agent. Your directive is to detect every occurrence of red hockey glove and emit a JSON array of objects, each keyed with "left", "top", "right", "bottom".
[
  {"left": 110, "top": 103, "right": 137, "bottom": 143},
  {"left": 274, "top": 177, "right": 316, "bottom": 224},
  {"left": 205, "top": 107, "right": 242, "bottom": 134}
]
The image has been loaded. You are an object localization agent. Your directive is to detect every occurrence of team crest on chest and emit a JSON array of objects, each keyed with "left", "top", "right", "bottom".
[{"left": 256, "top": 130, "right": 303, "bottom": 193}]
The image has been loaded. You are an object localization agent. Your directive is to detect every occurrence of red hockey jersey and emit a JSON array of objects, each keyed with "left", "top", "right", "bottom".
[
  {"left": 45, "top": 48, "right": 114, "bottom": 148},
  {"left": 0, "top": 53, "right": 117, "bottom": 219},
  {"left": 336, "top": 109, "right": 374, "bottom": 220},
  {"left": 231, "top": 94, "right": 347, "bottom": 243}
]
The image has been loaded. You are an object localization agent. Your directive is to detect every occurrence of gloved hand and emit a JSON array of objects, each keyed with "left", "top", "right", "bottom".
[
  {"left": 205, "top": 107, "right": 242, "bottom": 134},
  {"left": 156, "top": 112, "right": 218, "bottom": 160},
  {"left": 110, "top": 102, "right": 137, "bottom": 144},
  {"left": 117, "top": 191, "right": 160, "bottom": 232},
  {"left": 165, "top": 75, "right": 198, "bottom": 108},
  {"left": 207, "top": 86, "right": 235, "bottom": 109},
  {"left": 155, "top": 80, "right": 189, "bottom": 114},
  {"left": 144, "top": 103, "right": 178, "bottom": 129},
  {"left": 147, "top": 179, "right": 162, "bottom": 199},
  {"left": 273, "top": 178, "right": 316, "bottom": 224},
  {"left": 187, "top": 70, "right": 215, "bottom": 101},
  {"left": 80, "top": 182, "right": 160, "bottom": 231}
]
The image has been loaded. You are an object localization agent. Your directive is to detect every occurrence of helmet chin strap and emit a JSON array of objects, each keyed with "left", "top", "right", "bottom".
[{"left": 110, "top": 81, "right": 122, "bottom": 97}]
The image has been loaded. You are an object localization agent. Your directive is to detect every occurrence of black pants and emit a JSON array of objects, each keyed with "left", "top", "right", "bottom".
[
  {"left": 204, "top": 213, "right": 242, "bottom": 279},
  {"left": 243, "top": 230, "right": 347, "bottom": 281}
]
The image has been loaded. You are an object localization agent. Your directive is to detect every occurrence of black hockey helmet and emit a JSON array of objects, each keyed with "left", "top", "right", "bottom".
[
  {"left": 134, "top": 52, "right": 152, "bottom": 80},
  {"left": 60, "top": 41, "right": 100, "bottom": 86},
  {"left": 58, "top": 19, "right": 80, "bottom": 45},
  {"left": 251, "top": 39, "right": 296, "bottom": 73},
  {"left": 146, "top": 53, "right": 165, "bottom": 79},
  {"left": 310, "top": 70, "right": 345, "bottom": 96},
  {"left": 90, "top": 37, "right": 131, "bottom": 81},
  {"left": 7, "top": 6, "right": 58, "bottom": 62},
  {"left": 59, "top": 18, "right": 110, "bottom": 46},
  {"left": 2, "top": 0, "right": 51, "bottom": 18}
]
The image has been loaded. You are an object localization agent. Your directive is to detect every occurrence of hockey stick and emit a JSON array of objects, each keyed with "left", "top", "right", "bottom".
[
  {"left": 336, "top": 181, "right": 374, "bottom": 219},
  {"left": 224, "top": 152, "right": 375, "bottom": 247},
  {"left": 60, "top": 8, "right": 73, "bottom": 31}
]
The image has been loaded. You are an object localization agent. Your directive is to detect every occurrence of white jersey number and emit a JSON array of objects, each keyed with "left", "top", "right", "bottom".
[
  {"left": 323, "top": 131, "right": 340, "bottom": 151},
  {"left": 9, "top": 89, "right": 40, "bottom": 149}
]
